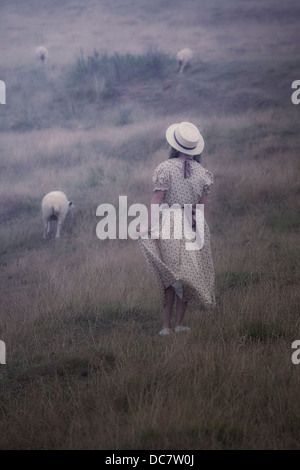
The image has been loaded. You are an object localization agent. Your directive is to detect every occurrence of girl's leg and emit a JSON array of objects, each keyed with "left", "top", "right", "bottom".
[
  {"left": 162, "top": 286, "right": 175, "bottom": 329},
  {"left": 174, "top": 295, "right": 188, "bottom": 328}
]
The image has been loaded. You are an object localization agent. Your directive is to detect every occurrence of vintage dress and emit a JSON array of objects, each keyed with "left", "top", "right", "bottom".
[{"left": 138, "top": 158, "right": 216, "bottom": 308}]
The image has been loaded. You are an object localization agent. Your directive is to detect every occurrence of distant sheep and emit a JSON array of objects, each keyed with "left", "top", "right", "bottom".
[
  {"left": 35, "top": 46, "right": 49, "bottom": 65},
  {"left": 42, "top": 191, "right": 74, "bottom": 239},
  {"left": 176, "top": 48, "right": 193, "bottom": 74}
]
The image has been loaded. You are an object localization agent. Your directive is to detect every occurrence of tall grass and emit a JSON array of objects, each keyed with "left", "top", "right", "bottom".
[{"left": 71, "top": 47, "right": 173, "bottom": 85}]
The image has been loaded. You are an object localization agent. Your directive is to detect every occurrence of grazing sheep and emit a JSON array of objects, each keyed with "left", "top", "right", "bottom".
[
  {"left": 35, "top": 46, "right": 49, "bottom": 65},
  {"left": 176, "top": 48, "right": 193, "bottom": 74},
  {"left": 42, "top": 191, "right": 74, "bottom": 239}
]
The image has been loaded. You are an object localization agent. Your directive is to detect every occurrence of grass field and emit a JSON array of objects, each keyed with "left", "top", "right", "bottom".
[{"left": 0, "top": 0, "right": 300, "bottom": 450}]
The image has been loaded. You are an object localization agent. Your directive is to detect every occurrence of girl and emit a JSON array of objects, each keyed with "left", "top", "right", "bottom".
[{"left": 138, "top": 121, "right": 215, "bottom": 335}]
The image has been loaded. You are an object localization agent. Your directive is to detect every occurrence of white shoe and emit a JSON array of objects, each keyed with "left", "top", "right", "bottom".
[
  {"left": 159, "top": 328, "right": 172, "bottom": 336},
  {"left": 174, "top": 326, "right": 191, "bottom": 333}
]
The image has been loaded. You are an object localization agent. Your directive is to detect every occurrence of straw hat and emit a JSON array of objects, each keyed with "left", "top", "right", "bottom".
[{"left": 166, "top": 121, "right": 204, "bottom": 155}]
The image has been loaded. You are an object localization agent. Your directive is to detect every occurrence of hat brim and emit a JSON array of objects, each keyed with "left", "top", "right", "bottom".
[{"left": 166, "top": 123, "right": 205, "bottom": 155}]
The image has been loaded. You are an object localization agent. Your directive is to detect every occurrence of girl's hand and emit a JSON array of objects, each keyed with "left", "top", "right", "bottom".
[{"left": 136, "top": 224, "right": 150, "bottom": 237}]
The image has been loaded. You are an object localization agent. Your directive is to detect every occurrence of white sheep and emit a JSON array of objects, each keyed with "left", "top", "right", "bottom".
[
  {"left": 35, "top": 46, "right": 49, "bottom": 65},
  {"left": 42, "top": 191, "right": 74, "bottom": 239},
  {"left": 176, "top": 48, "right": 193, "bottom": 74}
]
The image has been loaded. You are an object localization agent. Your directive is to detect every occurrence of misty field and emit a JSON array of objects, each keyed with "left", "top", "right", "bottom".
[{"left": 0, "top": 0, "right": 300, "bottom": 450}]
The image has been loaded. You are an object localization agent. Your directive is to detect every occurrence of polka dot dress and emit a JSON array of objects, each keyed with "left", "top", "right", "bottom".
[{"left": 138, "top": 158, "right": 216, "bottom": 308}]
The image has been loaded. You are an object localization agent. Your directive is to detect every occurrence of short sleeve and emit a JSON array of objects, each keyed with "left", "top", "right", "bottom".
[
  {"left": 202, "top": 169, "right": 214, "bottom": 195},
  {"left": 152, "top": 163, "right": 170, "bottom": 192}
]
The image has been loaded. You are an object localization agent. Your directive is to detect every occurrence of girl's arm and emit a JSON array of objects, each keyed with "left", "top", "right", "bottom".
[
  {"left": 199, "top": 194, "right": 207, "bottom": 219},
  {"left": 199, "top": 194, "right": 207, "bottom": 206},
  {"left": 148, "top": 190, "right": 165, "bottom": 231},
  {"left": 138, "top": 190, "right": 165, "bottom": 234}
]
